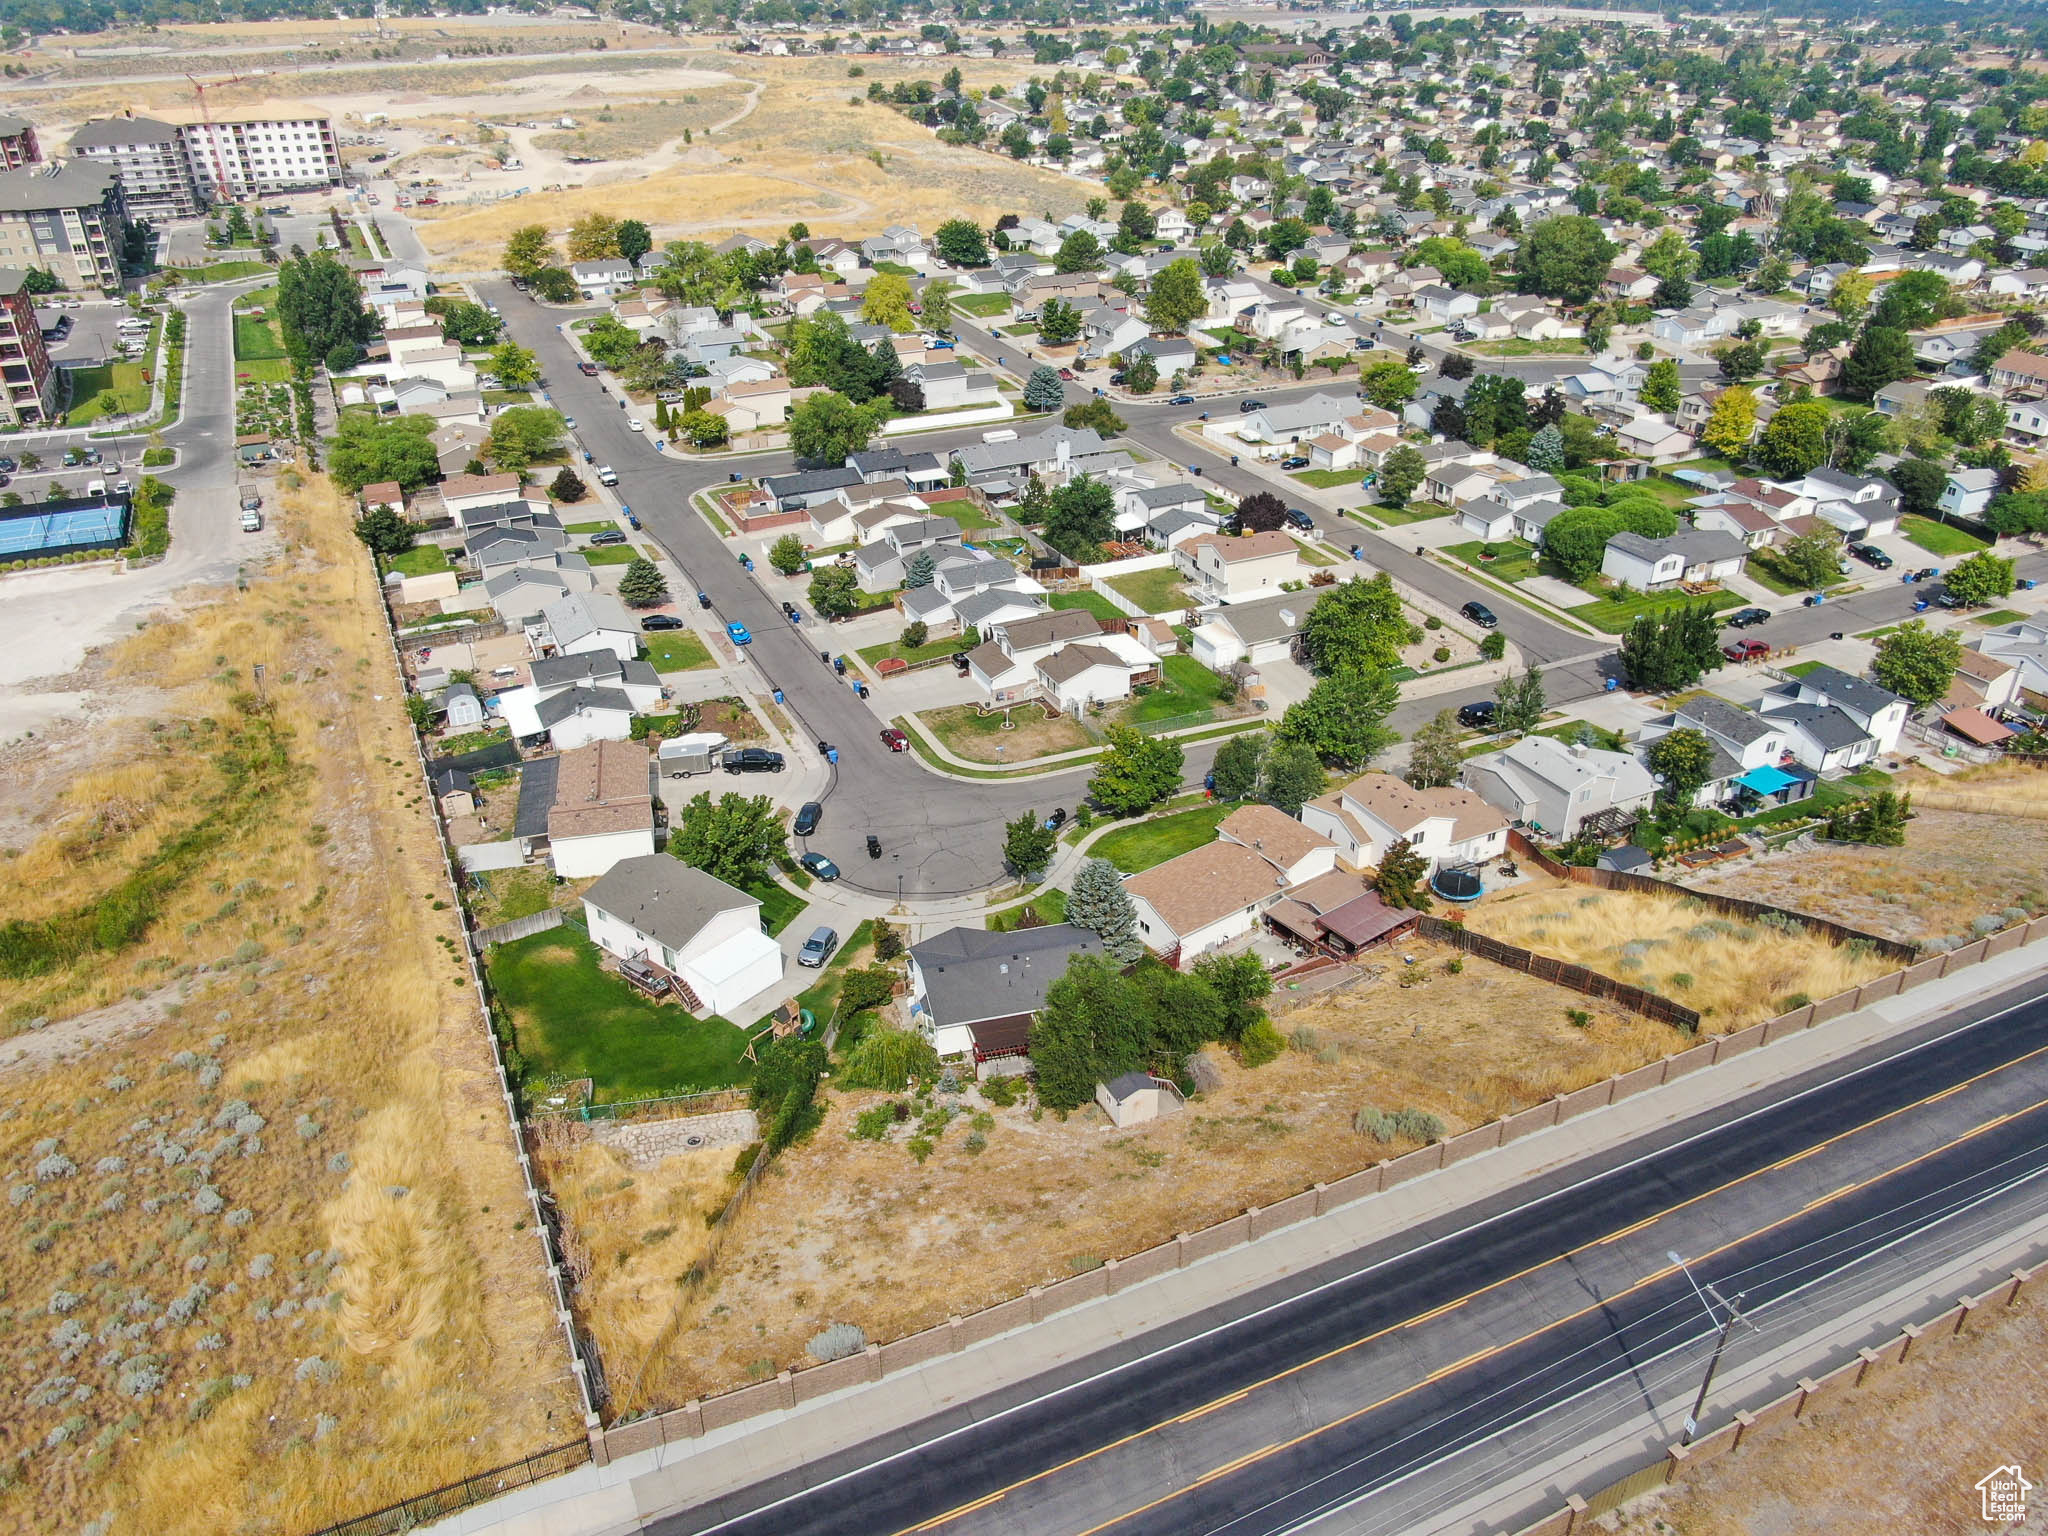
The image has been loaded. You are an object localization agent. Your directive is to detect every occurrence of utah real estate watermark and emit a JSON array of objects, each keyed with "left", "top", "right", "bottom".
[{"left": 1976, "top": 1464, "right": 2033, "bottom": 1525}]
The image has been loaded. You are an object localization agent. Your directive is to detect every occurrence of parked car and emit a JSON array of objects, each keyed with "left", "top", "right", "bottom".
[
  {"left": 725, "top": 621, "right": 752, "bottom": 646},
  {"left": 588, "top": 528, "right": 628, "bottom": 546},
  {"left": 1461, "top": 600, "right": 1499, "bottom": 628},
  {"left": 1284, "top": 506, "right": 1315, "bottom": 531},
  {"left": 1849, "top": 542, "right": 1893, "bottom": 570},
  {"left": 723, "top": 747, "right": 784, "bottom": 773},
  {"left": 1722, "top": 639, "right": 1770, "bottom": 662},
  {"left": 0, "top": 457, "right": 16, "bottom": 472},
  {"left": 596, "top": 466, "right": 618, "bottom": 486},
  {"left": 879, "top": 727, "right": 909, "bottom": 751},
  {"left": 640, "top": 614, "right": 685, "bottom": 631},
  {"left": 1457, "top": 700, "right": 1498, "bottom": 728},
  {"left": 792, "top": 801, "right": 822, "bottom": 836},
  {"left": 240, "top": 510, "right": 262, "bottom": 533},
  {"left": 1725, "top": 607, "right": 1771, "bottom": 629},
  {"left": 577, "top": 361, "right": 598, "bottom": 376},
  {"left": 799, "top": 852, "right": 840, "bottom": 882},
  {"left": 949, "top": 651, "right": 972, "bottom": 675},
  {"left": 1238, "top": 398, "right": 1265, "bottom": 413},
  {"left": 797, "top": 925, "right": 840, "bottom": 969},
  {"left": 1281, "top": 456, "right": 1311, "bottom": 471},
  {"left": 627, "top": 418, "right": 643, "bottom": 433},
  {"left": 1058, "top": 367, "right": 1077, "bottom": 381},
  {"left": 1933, "top": 587, "right": 1969, "bottom": 609},
  {"left": 696, "top": 591, "right": 713, "bottom": 609},
  {"left": 1168, "top": 394, "right": 1196, "bottom": 405}
]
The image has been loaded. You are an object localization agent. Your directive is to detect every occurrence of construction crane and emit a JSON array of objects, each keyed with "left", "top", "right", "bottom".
[{"left": 184, "top": 73, "right": 248, "bottom": 208}]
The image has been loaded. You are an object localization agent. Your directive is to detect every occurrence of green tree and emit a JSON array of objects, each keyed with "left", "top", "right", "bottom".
[
  {"left": 352, "top": 503, "right": 416, "bottom": 557},
  {"left": 1639, "top": 358, "right": 1681, "bottom": 414},
  {"left": 430, "top": 299, "right": 500, "bottom": 346},
  {"left": 1617, "top": 605, "right": 1725, "bottom": 693},
  {"left": 1258, "top": 740, "right": 1327, "bottom": 817},
  {"left": 1089, "top": 725, "right": 1185, "bottom": 816},
  {"left": 1943, "top": 550, "right": 2017, "bottom": 606},
  {"left": 1887, "top": 457, "right": 1948, "bottom": 519},
  {"left": 808, "top": 565, "right": 861, "bottom": 619},
  {"left": 1038, "top": 297, "right": 1083, "bottom": 344},
  {"left": 1985, "top": 489, "right": 2048, "bottom": 537},
  {"left": 1700, "top": 386, "right": 1758, "bottom": 460},
  {"left": 617, "top": 558, "right": 669, "bottom": 609},
  {"left": 1278, "top": 667, "right": 1400, "bottom": 770},
  {"left": 616, "top": 219, "right": 652, "bottom": 265},
  {"left": 1754, "top": 399, "right": 1832, "bottom": 478},
  {"left": 1824, "top": 789, "right": 1911, "bottom": 847},
  {"left": 485, "top": 405, "right": 565, "bottom": 472},
  {"left": 1143, "top": 257, "right": 1206, "bottom": 334},
  {"left": 487, "top": 341, "right": 541, "bottom": 389},
  {"left": 903, "top": 548, "right": 937, "bottom": 588},
  {"left": 789, "top": 391, "right": 884, "bottom": 465},
  {"left": 328, "top": 413, "right": 439, "bottom": 492},
  {"left": 1043, "top": 474, "right": 1117, "bottom": 557},
  {"left": 1646, "top": 727, "right": 1716, "bottom": 811},
  {"left": 1063, "top": 397, "right": 1126, "bottom": 435},
  {"left": 566, "top": 212, "right": 622, "bottom": 260},
  {"left": 1405, "top": 709, "right": 1465, "bottom": 789},
  {"left": 1022, "top": 365, "right": 1067, "bottom": 412},
  {"left": 1067, "top": 857, "right": 1144, "bottom": 961},
  {"left": 862, "top": 270, "right": 918, "bottom": 332},
  {"left": 1872, "top": 619, "right": 1962, "bottom": 708},
  {"left": 934, "top": 218, "right": 989, "bottom": 267},
  {"left": 1003, "top": 810, "right": 1057, "bottom": 877},
  {"left": 769, "top": 534, "right": 808, "bottom": 575},
  {"left": 1524, "top": 423, "right": 1566, "bottom": 474},
  {"left": 1124, "top": 354, "right": 1159, "bottom": 394},
  {"left": 1777, "top": 528, "right": 1844, "bottom": 589},
  {"left": 1494, "top": 666, "right": 1547, "bottom": 735},
  {"left": 1054, "top": 228, "right": 1103, "bottom": 273},
  {"left": 1028, "top": 954, "right": 1146, "bottom": 1110},
  {"left": 1190, "top": 951, "right": 1272, "bottom": 1041},
  {"left": 1515, "top": 214, "right": 1619, "bottom": 304},
  {"left": 920, "top": 278, "right": 957, "bottom": 334},
  {"left": 550, "top": 468, "right": 587, "bottom": 504},
  {"left": 669, "top": 791, "right": 786, "bottom": 887},
  {"left": 502, "top": 223, "right": 556, "bottom": 279},
  {"left": 275, "top": 247, "right": 371, "bottom": 363},
  {"left": 679, "top": 409, "right": 728, "bottom": 448},
  {"left": 1370, "top": 837, "right": 1432, "bottom": 911},
  {"left": 1841, "top": 325, "right": 1915, "bottom": 400},
  {"left": 1359, "top": 359, "right": 1419, "bottom": 409},
  {"left": 1210, "top": 731, "right": 1267, "bottom": 800},
  {"left": 529, "top": 267, "right": 578, "bottom": 304},
  {"left": 1378, "top": 445, "right": 1427, "bottom": 509},
  {"left": 1301, "top": 574, "right": 1412, "bottom": 675}
]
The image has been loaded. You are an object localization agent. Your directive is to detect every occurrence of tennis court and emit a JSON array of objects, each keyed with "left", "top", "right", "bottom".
[{"left": 0, "top": 501, "right": 129, "bottom": 558}]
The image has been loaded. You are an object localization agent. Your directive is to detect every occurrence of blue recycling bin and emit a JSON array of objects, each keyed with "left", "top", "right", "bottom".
[
  {"left": 1604, "top": 677, "right": 1619, "bottom": 692},
  {"left": 826, "top": 747, "right": 839, "bottom": 765},
  {"left": 772, "top": 688, "right": 784, "bottom": 705}
]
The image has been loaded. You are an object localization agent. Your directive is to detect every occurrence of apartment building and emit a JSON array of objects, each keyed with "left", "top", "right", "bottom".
[
  {"left": 0, "top": 268, "right": 55, "bottom": 426},
  {"left": 70, "top": 117, "right": 200, "bottom": 221},
  {"left": 0, "top": 115, "right": 40, "bottom": 170},
  {"left": 181, "top": 116, "right": 342, "bottom": 200},
  {"left": 0, "top": 163, "right": 126, "bottom": 291}
]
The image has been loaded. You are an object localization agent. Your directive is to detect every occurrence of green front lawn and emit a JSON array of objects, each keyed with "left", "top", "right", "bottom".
[
  {"left": 1444, "top": 539, "right": 1543, "bottom": 584},
  {"left": 181, "top": 259, "right": 273, "bottom": 282},
  {"left": 1570, "top": 584, "right": 1744, "bottom": 633},
  {"left": 642, "top": 630, "right": 715, "bottom": 672},
  {"left": 235, "top": 358, "right": 294, "bottom": 384},
  {"left": 63, "top": 361, "right": 153, "bottom": 426},
  {"left": 1126, "top": 654, "right": 1229, "bottom": 723},
  {"left": 742, "top": 876, "right": 809, "bottom": 937},
  {"left": 487, "top": 924, "right": 751, "bottom": 1101},
  {"left": 385, "top": 543, "right": 451, "bottom": 577},
  {"left": 1290, "top": 467, "right": 1362, "bottom": 489},
  {"left": 858, "top": 632, "right": 962, "bottom": 669},
  {"left": 1106, "top": 566, "right": 1189, "bottom": 613},
  {"left": 1780, "top": 659, "right": 1826, "bottom": 678},
  {"left": 1972, "top": 608, "right": 2029, "bottom": 626},
  {"left": 986, "top": 888, "right": 1068, "bottom": 931},
  {"left": 1048, "top": 589, "right": 1126, "bottom": 621},
  {"left": 483, "top": 388, "right": 534, "bottom": 406},
  {"left": 1743, "top": 550, "right": 1822, "bottom": 597},
  {"left": 1900, "top": 515, "right": 1990, "bottom": 558},
  {"left": 1089, "top": 801, "right": 1234, "bottom": 873},
  {"left": 582, "top": 544, "right": 657, "bottom": 566},
  {"left": 1530, "top": 719, "right": 1627, "bottom": 752},
  {"left": 563, "top": 520, "right": 616, "bottom": 535},
  {"left": 233, "top": 313, "right": 286, "bottom": 361},
  {"left": 955, "top": 293, "right": 1012, "bottom": 318},
  {"left": 1364, "top": 500, "right": 1455, "bottom": 527},
  {"left": 1464, "top": 338, "right": 1588, "bottom": 357}
]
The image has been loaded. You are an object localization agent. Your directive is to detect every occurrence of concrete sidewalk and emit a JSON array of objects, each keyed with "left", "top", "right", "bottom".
[{"left": 425, "top": 939, "right": 2048, "bottom": 1536}]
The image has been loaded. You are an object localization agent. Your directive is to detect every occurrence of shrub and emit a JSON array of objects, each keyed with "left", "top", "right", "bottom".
[
  {"left": 806, "top": 1322, "right": 867, "bottom": 1362},
  {"left": 1778, "top": 992, "right": 1812, "bottom": 1012},
  {"left": 1564, "top": 1008, "right": 1592, "bottom": 1028},
  {"left": 1238, "top": 1018, "right": 1286, "bottom": 1068},
  {"left": 850, "top": 1103, "right": 897, "bottom": 1141},
  {"left": 1185, "top": 1049, "right": 1226, "bottom": 1093},
  {"left": 980, "top": 1074, "right": 1023, "bottom": 1107},
  {"left": 838, "top": 1026, "right": 939, "bottom": 1092}
]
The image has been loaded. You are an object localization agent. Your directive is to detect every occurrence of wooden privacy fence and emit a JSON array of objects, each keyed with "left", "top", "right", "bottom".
[
  {"left": 584, "top": 916, "right": 2048, "bottom": 1468},
  {"left": 1418, "top": 915, "right": 1703, "bottom": 1031},
  {"left": 472, "top": 906, "right": 564, "bottom": 950},
  {"left": 1512, "top": 1259, "right": 2047, "bottom": 1535},
  {"left": 1506, "top": 830, "right": 1919, "bottom": 965}
]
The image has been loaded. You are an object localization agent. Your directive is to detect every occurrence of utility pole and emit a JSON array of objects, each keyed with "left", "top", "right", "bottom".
[{"left": 1669, "top": 1250, "right": 1753, "bottom": 1446}]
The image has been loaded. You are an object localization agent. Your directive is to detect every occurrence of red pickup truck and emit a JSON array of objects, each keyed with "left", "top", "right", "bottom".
[{"left": 1721, "top": 639, "right": 1770, "bottom": 662}]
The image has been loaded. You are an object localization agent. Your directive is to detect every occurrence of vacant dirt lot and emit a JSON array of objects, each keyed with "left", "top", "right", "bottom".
[
  {"left": 1682, "top": 808, "right": 2048, "bottom": 952},
  {"left": 1466, "top": 879, "right": 1894, "bottom": 1028},
  {"left": 1612, "top": 1293, "right": 2048, "bottom": 1536},
  {"left": 614, "top": 945, "right": 1703, "bottom": 1411}
]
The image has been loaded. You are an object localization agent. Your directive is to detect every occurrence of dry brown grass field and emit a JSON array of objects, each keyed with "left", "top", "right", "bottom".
[
  {"left": 1610, "top": 1292, "right": 2048, "bottom": 1536},
  {"left": 610, "top": 946, "right": 1702, "bottom": 1411},
  {"left": 0, "top": 478, "right": 572, "bottom": 1533},
  {"left": 1464, "top": 880, "right": 1893, "bottom": 1027}
]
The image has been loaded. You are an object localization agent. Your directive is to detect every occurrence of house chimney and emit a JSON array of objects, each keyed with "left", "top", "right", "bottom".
[{"left": 1571, "top": 741, "right": 1590, "bottom": 758}]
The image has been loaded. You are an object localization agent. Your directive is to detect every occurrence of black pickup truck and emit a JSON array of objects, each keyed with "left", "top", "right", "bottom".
[{"left": 723, "top": 747, "right": 786, "bottom": 774}]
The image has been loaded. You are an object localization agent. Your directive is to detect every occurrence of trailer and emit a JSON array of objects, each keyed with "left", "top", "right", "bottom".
[{"left": 656, "top": 732, "right": 730, "bottom": 778}]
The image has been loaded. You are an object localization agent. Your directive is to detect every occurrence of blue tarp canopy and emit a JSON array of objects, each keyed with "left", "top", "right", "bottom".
[{"left": 1735, "top": 764, "right": 1799, "bottom": 795}]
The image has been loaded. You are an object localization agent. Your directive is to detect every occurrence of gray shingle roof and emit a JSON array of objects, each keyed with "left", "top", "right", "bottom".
[
  {"left": 910, "top": 923, "right": 1104, "bottom": 1029},
  {"left": 584, "top": 855, "right": 756, "bottom": 954}
]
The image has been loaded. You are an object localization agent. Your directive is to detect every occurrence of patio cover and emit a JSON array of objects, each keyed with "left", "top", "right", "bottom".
[
  {"left": 1316, "top": 893, "right": 1418, "bottom": 949},
  {"left": 1942, "top": 707, "right": 2016, "bottom": 746},
  {"left": 1734, "top": 764, "right": 1800, "bottom": 795},
  {"left": 1264, "top": 899, "right": 1326, "bottom": 944}
]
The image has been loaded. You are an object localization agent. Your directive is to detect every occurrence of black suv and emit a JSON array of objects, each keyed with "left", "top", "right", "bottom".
[
  {"left": 1461, "top": 600, "right": 1499, "bottom": 628},
  {"left": 1725, "top": 607, "right": 1770, "bottom": 629},
  {"left": 723, "top": 747, "right": 785, "bottom": 773},
  {"left": 1458, "top": 700, "right": 1497, "bottom": 729}
]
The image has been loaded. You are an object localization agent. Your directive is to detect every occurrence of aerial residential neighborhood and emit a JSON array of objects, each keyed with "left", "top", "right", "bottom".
[{"left": 4, "top": 7, "right": 2048, "bottom": 1536}]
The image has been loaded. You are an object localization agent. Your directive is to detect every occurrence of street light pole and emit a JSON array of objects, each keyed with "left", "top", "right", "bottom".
[{"left": 1669, "top": 1249, "right": 1750, "bottom": 1446}]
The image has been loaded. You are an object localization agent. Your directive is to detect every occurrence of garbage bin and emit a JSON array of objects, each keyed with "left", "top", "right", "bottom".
[
  {"left": 772, "top": 688, "right": 784, "bottom": 705},
  {"left": 826, "top": 747, "right": 838, "bottom": 765}
]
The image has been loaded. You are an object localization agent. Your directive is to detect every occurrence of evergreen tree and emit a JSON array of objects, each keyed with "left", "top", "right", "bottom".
[
  {"left": 1372, "top": 837, "right": 1432, "bottom": 911},
  {"left": 617, "top": 557, "right": 669, "bottom": 609},
  {"left": 1524, "top": 422, "right": 1566, "bottom": 473},
  {"left": 1023, "top": 365, "right": 1067, "bottom": 411},
  {"left": 903, "top": 549, "right": 937, "bottom": 588},
  {"left": 1067, "top": 857, "right": 1144, "bottom": 962}
]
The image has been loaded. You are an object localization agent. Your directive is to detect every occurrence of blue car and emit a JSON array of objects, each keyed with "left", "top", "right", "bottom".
[{"left": 726, "top": 621, "right": 752, "bottom": 646}]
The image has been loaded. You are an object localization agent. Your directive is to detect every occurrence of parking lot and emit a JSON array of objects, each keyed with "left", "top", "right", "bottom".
[{"left": 35, "top": 300, "right": 133, "bottom": 371}]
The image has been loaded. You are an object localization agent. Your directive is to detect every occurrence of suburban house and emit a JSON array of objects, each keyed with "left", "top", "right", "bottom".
[
  {"left": 1598, "top": 529, "right": 1750, "bottom": 593},
  {"left": 1938, "top": 467, "right": 2000, "bottom": 520},
  {"left": 1301, "top": 772, "right": 1509, "bottom": 872},
  {"left": 1035, "top": 642, "right": 1145, "bottom": 714},
  {"left": 495, "top": 651, "right": 664, "bottom": 752},
  {"left": 1234, "top": 393, "right": 1355, "bottom": 445},
  {"left": 527, "top": 592, "right": 641, "bottom": 663},
  {"left": 1638, "top": 695, "right": 1794, "bottom": 807},
  {"left": 907, "top": 923, "right": 1104, "bottom": 1064},
  {"left": 967, "top": 608, "right": 1110, "bottom": 702},
  {"left": 1460, "top": 735, "right": 1660, "bottom": 839},
  {"left": 569, "top": 258, "right": 637, "bottom": 298},
  {"left": 481, "top": 554, "right": 598, "bottom": 622},
  {"left": 1174, "top": 530, "right": 1306, "bottom": 604},
  {"left": 1454, "top": 496, "right": 1517, "bottom": 543},
  {"left": 1215, "top": 802, "right": 1340, "bottom": 885},
  {"left": 440, "top": 471, "right": 530, "bottom": 526},
  {"left": 1123, "top": 819, "right": 1338, "bottom": 963},
  {"left": 582, "top": 856, "right": 783, "bottom": 1018},
  {"left": 1975, "top": 619, "right": 2048, "bottom": 702},
  {"left": 852, "top": 515, "right": 965, "bottom": 593},
  {"left": 1186, "top": 588, "right": 1312, "bottom": 670},
  {"left": 1758, "top": 664, "right": 1910, "bottom": 760},
  {"left": 544, "top": 739, "right": 655, "bottom": 879}
]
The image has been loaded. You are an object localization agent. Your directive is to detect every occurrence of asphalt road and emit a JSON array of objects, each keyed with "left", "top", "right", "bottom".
[{"left": 647, "top": 975, "right": 2048, "bottom": 1536}]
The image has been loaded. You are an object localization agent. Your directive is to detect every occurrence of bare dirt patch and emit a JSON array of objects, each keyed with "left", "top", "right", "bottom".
[
  {"left": 609, "top": 945, "right": 1698, "bottom": 1412},
  {"left": 1681, "top": 808, "right": 2048, "bottom": 952},
  {"left": 920, "top": 702, "right": 1093, "bottom": 762}
]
